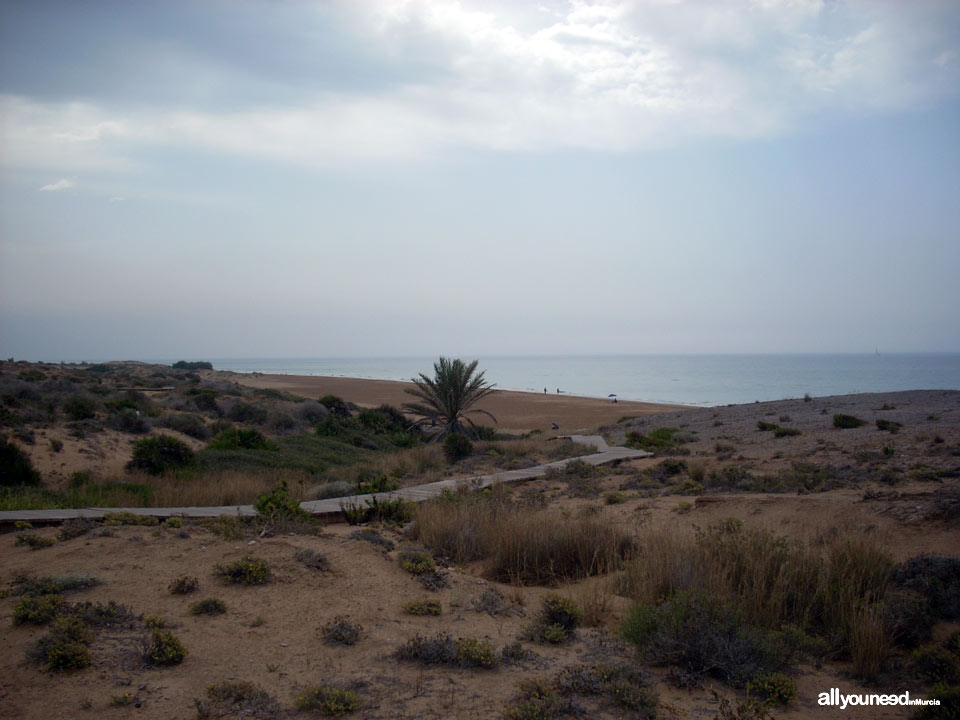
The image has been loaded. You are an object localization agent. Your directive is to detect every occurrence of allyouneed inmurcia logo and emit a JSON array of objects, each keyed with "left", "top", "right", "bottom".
[{"left": 818, "top": 689, "right": 940, "bottom": 709}]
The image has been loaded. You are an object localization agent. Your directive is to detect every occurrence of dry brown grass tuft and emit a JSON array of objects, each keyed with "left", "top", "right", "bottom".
[{"left": 412, "top": 487, "right": 631, "bottom": 585}]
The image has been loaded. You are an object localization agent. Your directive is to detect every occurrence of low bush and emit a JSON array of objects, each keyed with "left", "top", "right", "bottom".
[
  {"left": 71, "top": 600, "right": 135, "bottom": 628},
  {"left": 226, "top": 401, "right": 268, "bottom": 425},
  {"left": 321, "top": 617, "right": 363, "bottom": 646},
  {"left": 625, "top": 427, "right": 681, "bottom": 453},
  {"left": 127, "top": 435, "right": 195, "bottom": 475},
  {"left": 295, "top": 547, "right": 331, "bottom": 572},
  {"left": 443, "top": 433, "right": 473, "bottom": 463},
  {"left": 13, "top": 574, "right": 102, "bottom": 597},
  {"left": 398, "top": 548, "right": 436, "bottom": 575},
  {"left": 13, "top": 594, "right": 66, "bottom": 624},
  {"left": 111, "top": 409, "right": 150, "bottom": 434},
  {"left": 395, "top": 633, "right": 498, "bottom": 669},
  {"left": 173, "top": 361, "right": 213, "bottom": 370},
  {"left": 746, "top": 672, "right": 798, "bottom": 706},
  {"left": 355, "top": 473, "right": 398, "bottom": 494},
  {"left": 528, "top": 594, "right": 583, "bottom": 644},
  {"left": 189, "top": 598, "right": 227, "bottom": 616},
  {"left": 773, "top": 426, "right": 802, "bottom": 438},
  {"left": 622, "top": 590, "right": 792, "bottom": 688},
  {"left": 253, "top": 481, "right": 308, "bottom": 520},
  {"left": 912, "top": 644, "right": 960, "bottom": 684},
  {"left": 405, "top": 600, "right": 441, "bottom": 616},
  {"left": 833, "top": 413, "right": 866, "bottom": 429},
  {"left": 293, "top": 684, "right": 362, "bottom": 716},
  {"left": 104, "top": 511, "right": 159, "bottom": 526},
  {"left": 215, "top": 555, "right": 270, "bottom": 585},
  {"left": 892, "top": 554, "right": 960, "bottom": 622},
  {"left": 209, "top": 427, "right": 274, "bottom": 450},
  {"left": 15, "top": 533, "right": 55, "bottom": 549},
  {"left": 143, "top": 629, "right": 187, "bottom": 666},
  {"left": 33, "top": 615, "right": 93, "bottom": 671},
  {"left": 158, "top": 413, "right": 210, "bottom": 440},
  {"left": 57, "top": 517, "right": 97, "bottom": 541},
  {"left": 196, "top": 681, "right": 281, "bottom": 720},
  {"left": 341, "top": 496, "right": 412, "bottom": 525},
  {"left": 555, "top": 662, "right": 659, "bottom": 717},
  {"left": 318, "top": 394, "right": 352, "bottom": 419},
  {"left": 0, "top": 436, "right": 41, "bottom": 486},
  {"left": 876, "top": 419, "right": 902, "bottom": 433},
  {"left": 63, "top": 395, "right": 97, "bottom": 421},
  {"left": 349, "top": 529, "right": 395, "bottom": 551}
]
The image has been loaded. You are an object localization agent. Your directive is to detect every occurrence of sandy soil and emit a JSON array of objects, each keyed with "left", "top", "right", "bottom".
[
  {"left": 2, "top": 388, "right": 959, "bottom": 719},
  {"left": 227, "top": 372, "right": 688, "bottom": 436}
]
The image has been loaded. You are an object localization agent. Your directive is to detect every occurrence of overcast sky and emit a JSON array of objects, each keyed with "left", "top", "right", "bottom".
[{"left": 1, "top": 0, "right": 958, "bottom": 360}]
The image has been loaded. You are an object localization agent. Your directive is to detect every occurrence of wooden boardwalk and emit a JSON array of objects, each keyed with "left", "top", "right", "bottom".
[{"left": 0, "top": 436, "right": 650, "bottom": 525}]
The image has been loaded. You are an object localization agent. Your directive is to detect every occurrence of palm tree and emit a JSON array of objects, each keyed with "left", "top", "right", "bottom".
[{"left": 403, "top": 357, "right": 497, "bottom": 438}]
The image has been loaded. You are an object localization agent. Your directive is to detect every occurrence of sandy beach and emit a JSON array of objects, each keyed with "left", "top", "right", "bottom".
[{"left": 227, "top": 372, "right": 689, "bottom": 435}]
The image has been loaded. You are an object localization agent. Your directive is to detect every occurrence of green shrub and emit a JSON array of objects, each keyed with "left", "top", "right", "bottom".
[
  {"left": 321, "top": 616, "right": 363, "bottom": 646},
  {"left": 355, "top": 473, "right": 398, "bottom": 494},
  {"left": 111, "top": 409, "right": 150, "bottom": 434},
  {"left": 253, "top": 481, "right": 307, "bottom": 520},
  {"left": 404, "top": 600, "right": 441, "bottom": 616},
  {"left": 34, "top": 615, "right": 94, "bottom": 671},
  {"left": 226, "top": 401, "right": 268, "bottom": 425},
  {"left": 622, "top": 590, "right": 791, "bottom": 688},
  {"left": 189, "top": 598, "right": 227, "bottom": 616},
  {"left": 756, "top": 421, "right": 779, "bottom": 431},
  {"left": 13, "top": 594, "right": 66, "bottom": 624},
  {"left": 395, "top": 633, "right": 498, "bottom": 669},
  {"left": 340, "top": 496, "right": 412, "bottom": 525},
  {"left": 13, "top": 574, "right": 101, "bottom": 597},
  {"left": 746, "top": 672, "right": 798, "bottom": 706},
  {"left": 604, "top": 491, "right": 627, "bottom": 505},
  {"left": 293, "top": 684, "right": 362, "bottom": 716},
  {"left": 208, "top": 428, "right": 274, "bottom": 450},
  {"left": 104, "top": 511, "right": 159, "bottom": 526},
  {"left": 912, "top": 644, "right": 960, "bottom": 684},
  {"left": 127, "top": 435, "right": 195, "bottom": 475},
  {"left": 876, "top": 419, "right": 902, "bottom": 433},
  {"left": 773, "top": 426, "right": 801, "bottom": 438},
  {"left": 398, "top": 549, "right": 436, "bottom": 575},
  {"left": 63, "top": 395, "right": 97, "bottom": 421},
  {"left": 893, "top": 555, "right": 960, "bottom": 621},
  {"left": 158, "top": 413, "right": 210, "bottom": 440},
  {"left": 443, "top": 433, "right": 473, "bottom": 463},
  {"left": 318, "top": 394, "right": 352, "bottom": 419},
  {"left": 625, "top": 427, "right": 679, "bottom": 452},
  {"left": 15, "top": 533, "right": 55, "bottom": 549},
  {"left": 528, "top": 594, "right": 582, "bottom": 644},
  {"left": 215, "top": 555, "right": 270, "bottom": 585},
  {"left": 0, "top": 436, "right": 41, "bottom": 486},
  {"left": 143, "top": 629, "right": 187, "bottom": 666},
  {"left": 833, "top": 413, "right": 866, "bottom": 429}
]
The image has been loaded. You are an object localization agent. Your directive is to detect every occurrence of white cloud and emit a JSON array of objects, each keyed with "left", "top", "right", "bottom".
[
  {"left": 2, "top": 1, "right": 957, "bottom": 172},
  {"left": 39, "top": 178, "right": 74, "bottom": 192}
]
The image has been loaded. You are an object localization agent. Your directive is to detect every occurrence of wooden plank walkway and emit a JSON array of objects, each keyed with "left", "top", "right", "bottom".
[{"left": 0, "top": 436, "right": 650, "bottom": 525}]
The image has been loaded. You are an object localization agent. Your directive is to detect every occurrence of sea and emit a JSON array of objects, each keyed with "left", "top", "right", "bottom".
[{"left": 200, "top": 354, "right": 960, "bottom": 408}]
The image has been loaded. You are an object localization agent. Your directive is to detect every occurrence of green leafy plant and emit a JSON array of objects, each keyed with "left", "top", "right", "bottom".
[
  {"left": 746, "top": 672, "right": 798, "bottom": 706},
  {"left": 208, "top": 428, "right": 275, "bottom": 450},
  {"left": 253, "top": 481, "right": 308, "bottom": 520},
  {"left": 33, "top": 615, "right": 94, "bottom": 671},
  {"left": 443, "top": 433, "right": 473, "bottom": 463},
  {"left": 528, "top": 594, "right": 582, "bottom": 644},
  {"left": 13, "top": 594, "right": 66, "bottom": 624},
  {"left": 15, "top": 533, "right": 56, "bottom": 549},
  {"left": 398, "top": 549, "right": 436, "bottom": 575},
  {"left": 404, "top": 600, "right": 441, "bottom": 616}
]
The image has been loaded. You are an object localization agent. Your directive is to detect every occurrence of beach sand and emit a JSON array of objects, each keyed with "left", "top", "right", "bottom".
[{"left": 228, "top": 372, "right": 689, "bottom": 435}]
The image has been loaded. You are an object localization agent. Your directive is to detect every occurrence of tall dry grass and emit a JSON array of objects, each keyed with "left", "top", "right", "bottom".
[
  {"left": 619, "top": 519, "right": 897, "bottom": 679},
  {"left": 412, "top": 486, "right": 631, "bottom": 585},
  {"left": 142, "top": 469, "right": 311, "bottom": 507}
]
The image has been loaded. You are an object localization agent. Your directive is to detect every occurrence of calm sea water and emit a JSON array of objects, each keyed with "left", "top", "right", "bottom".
[{"left": 203, "top": 354, "right": 960, "bottom": 407}]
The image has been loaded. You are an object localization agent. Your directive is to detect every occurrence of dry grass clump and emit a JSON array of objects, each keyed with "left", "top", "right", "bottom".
[
  {"left": 294, "top": 547, "right": 331, "bottom": 572},
  {"left": 168, "top": 575, "right": 200, "bottom": 595},
  {"left": 618, "top": 519, "right": 911, "bottom": 682},
  {"left": 189, "top": 598, "right": 227, "bottom": 616},
  {"left": 412, "top": 486, "right": 631, "bottom": 585},
  {"left": 294, "top": 683, "right": 363, "bottom": 716},
  {"left": 196, "top": 681, "right": 281, "bottom": 720},
  {"left": 145, "top": 469, "right": 311, "bottom": 508},
  {"left": 321, "top": 617, "right": 363, "bottom": 646}
]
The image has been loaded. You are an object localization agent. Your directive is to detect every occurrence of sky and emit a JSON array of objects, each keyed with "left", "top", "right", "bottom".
[{"left": 1, "top": 0, "right": 959, "bottom": 360}]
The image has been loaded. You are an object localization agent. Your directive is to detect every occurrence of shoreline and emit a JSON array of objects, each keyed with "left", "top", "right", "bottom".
[{"left": 223, "top": 371, "right": 690, "bottom": 434}]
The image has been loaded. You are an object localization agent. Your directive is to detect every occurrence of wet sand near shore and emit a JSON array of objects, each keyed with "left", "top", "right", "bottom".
[{"left": 227, "top": 372, "right": 690, "bottom": 434}]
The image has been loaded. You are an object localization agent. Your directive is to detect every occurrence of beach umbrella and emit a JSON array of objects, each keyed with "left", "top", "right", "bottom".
[{"left": 608, "top": 394, "right": 617, "bottom": 398}]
